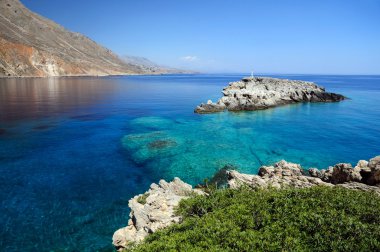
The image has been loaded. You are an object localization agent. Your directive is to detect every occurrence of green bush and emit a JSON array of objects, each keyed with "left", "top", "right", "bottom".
[
  {"left": 131, "top": 186, "right": 380, "bottom": 252},
  {"left": 136, "top": 193, "right": 150, "bottom": 205}
]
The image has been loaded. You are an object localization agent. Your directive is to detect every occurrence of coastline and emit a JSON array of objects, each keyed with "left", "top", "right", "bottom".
[
  {"left": 1, "top": 74, "right": 379, "bottom": 251},
  {"left": 0, "top": 71, "right": 198, "bottom": 79},
  {"left": 113, "top": 155, "right": 380, "bottom": 251}
]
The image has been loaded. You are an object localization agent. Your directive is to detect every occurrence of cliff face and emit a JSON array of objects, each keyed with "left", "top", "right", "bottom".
[{"left": 0, "top": 0, "right": 155, "bottom": 77}]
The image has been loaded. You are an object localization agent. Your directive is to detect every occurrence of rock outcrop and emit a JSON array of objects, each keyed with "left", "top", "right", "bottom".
[
  {"left": 227, "top": 160, "right": 332, "bottom": 189},
  {"left": 309, "top": 156, "right": 380, "bottom": 186},
  {"left": 195, "top": 77, "right": 345, "bottom": 113},
  {"left": 112, "top": 178, "right": 204, "bottom": 251},
  {"left": 0, "top": 0, "right": 177, "bottom": 77},
  {"left": 113, "top": 156, "right": 380, "bottom": 250},
  {"left": 228, "top": 156, "right": 380, "bottom": 195}
]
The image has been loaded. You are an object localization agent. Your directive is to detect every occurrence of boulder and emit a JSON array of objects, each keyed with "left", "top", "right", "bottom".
[
  {"left": 194, "top": 102, "right": 226, "bottom": 113},
  {"left": 112, "top": 178, "right": 204, "bottom": 251},
  {"left": 329, "top": 163, "right": 362, "bottom": 184},
  {"left": 228, "top": 158, "right": 380, "bottom": 194},
  {"left": 367, "top": 156, "right": 380, "bottom": 185},
  {"left": 228, "top": 160, "right": 331, "bottom": 190},
  {"left": 309, "top": 163, "right": 362, "bottom": 184}
]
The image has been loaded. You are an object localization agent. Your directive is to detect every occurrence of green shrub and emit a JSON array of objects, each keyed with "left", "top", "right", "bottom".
[
  {"left": 136, "top": 193, "right": 150, "bottom": 205},
  {"left": 131, "top": 186, "right": 380, "bottom": 252}
]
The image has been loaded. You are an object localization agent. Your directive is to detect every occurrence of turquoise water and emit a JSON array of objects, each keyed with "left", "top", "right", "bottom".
[{"left": 0, "top": 74, "right": 379, "bottom": 251}]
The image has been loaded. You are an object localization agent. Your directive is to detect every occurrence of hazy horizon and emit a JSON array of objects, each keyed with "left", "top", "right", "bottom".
[{"left": 22, "top": 0, "right": 380, "bottom": 75}]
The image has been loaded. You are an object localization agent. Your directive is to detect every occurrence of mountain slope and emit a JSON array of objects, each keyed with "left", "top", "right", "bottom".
[
  {"left": 0, "top": 0, "right": 159, "bottom": 77},
  {"left": 123, "top": 55, "right": 191, "bottom": 74}
]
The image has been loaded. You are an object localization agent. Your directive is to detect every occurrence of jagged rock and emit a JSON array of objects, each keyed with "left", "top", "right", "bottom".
[
  {"left": 194, "top": 102, "right": 226, "bottom": 114},
  {"left": 195, "top": 77, "right": 345, "bottom": 113},
  {"left": 112, "top": 178, "right": 204, "bottom": 251},
  {"left": 113, "top": 156, "right": 380, "bottom": 250},
  {"left": 367, "top": 156, "right": 380, "bottom": 185},
  {"left": 228, "top": 160, "right": 331, "bottom": 190},
  {"left": 308, "top": 158, "right": 380, "bottom": 185},
  {"left": 355, "top": 160, "right": 369, "bottom": 170},
  {"left": 308, "top": 168, "right": 322, "bottom": 178},
  {"left": 329, "top": 163, "right": 362, "bottom": 184},
  {"left": 228, "top": 158, "right": 380, "bottom": 195},
  {"left": 225, "top": 158, "right": 380, "bottom": 192}
]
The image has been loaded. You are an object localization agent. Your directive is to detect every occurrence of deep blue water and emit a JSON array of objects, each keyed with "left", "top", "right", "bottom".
[{"left": 0, "top": 74, "right": 379, "bottom": 251}]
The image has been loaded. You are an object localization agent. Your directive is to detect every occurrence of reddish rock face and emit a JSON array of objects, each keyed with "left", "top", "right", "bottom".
[{"left": 0, "top": 0, "right": 147, "bottom": 77}]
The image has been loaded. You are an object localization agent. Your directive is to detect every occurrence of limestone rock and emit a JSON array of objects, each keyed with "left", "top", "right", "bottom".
[
  {"left": 228, "top": 157, "right": 380, "bottom": 194},
  {"left": 112, "top": 178, "right": 204, "bottom": 251},
  {"left": 329, "top": 163, "right": 362, "bottom": 184},
  {"left": 308, "top": 159, "right": 380, "bottom": 185},
  {"left": 195, "top": 77, "right": 345, "bottom": 113},
  {"left": 367, "top": 156, "right": 380, "bottom": 185},
  {"left": 113, "top": 156, "right": 380, "bottom": 250},
  {"left": 228, "top": 160, "right": 331, "bottom": 190}
]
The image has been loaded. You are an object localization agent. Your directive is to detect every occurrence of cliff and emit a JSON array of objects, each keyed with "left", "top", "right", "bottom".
[
  {"left": 0, "top": 0, "right": 171, "bottom": 77},
  {"left": 195, "top": 77, "right": 345, "bottom": 113}
]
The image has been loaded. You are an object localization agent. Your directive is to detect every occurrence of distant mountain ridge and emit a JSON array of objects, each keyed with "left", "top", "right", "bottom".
[
  {"left": 0, "top": 0, "right": 180, "bottom": 77},
  {"left": 122, "top": 55, "right": 188, "bottom": 74}
]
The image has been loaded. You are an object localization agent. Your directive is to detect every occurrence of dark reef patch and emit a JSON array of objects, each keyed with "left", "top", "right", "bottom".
[
  {"left": 70, "top": 114, "right": 107, "bottom": 121},
  {"left": 148, "top": 140, "right": 177, "bottom": 150}
]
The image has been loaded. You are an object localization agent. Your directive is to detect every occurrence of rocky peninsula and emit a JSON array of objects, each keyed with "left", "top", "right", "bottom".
[
  {"left": 113, "top": 155, "right": 380, "bottom": 251},
  {"left": 195, "top": 77, "right": 346, "bottom": 113}
]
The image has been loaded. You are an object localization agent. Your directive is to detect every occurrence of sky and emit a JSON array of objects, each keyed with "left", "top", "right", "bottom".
[{"left": 22, "top": 0, "right": 380, "bottom": 74}]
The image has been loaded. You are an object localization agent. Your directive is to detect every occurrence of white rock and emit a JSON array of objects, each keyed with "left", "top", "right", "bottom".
[
  {"left": 112, "top": 177, "right": 204, "bottom": 251},
  {"left": 195, "top": 77, "right": 345, "bottom": 113}
]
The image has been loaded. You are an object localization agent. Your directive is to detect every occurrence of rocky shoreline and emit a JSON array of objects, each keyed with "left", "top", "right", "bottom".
[
  {"left": 195, "top": 77, "right": 346, "bottom": 113},
  {"left": 112, "top": 155, "right": 380, "bottom": 251},
  {"left": 112, "top": 178, "right": 204, "bottom": 251}
]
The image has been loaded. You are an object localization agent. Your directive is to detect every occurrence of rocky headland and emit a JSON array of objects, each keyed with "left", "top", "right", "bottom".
[
  {"left": 195, "top": 77, "right": 346, "bottom": 113},
  {"left": 113, "top": 155, "right": 380, "bottom": 251},
  {"left": 0, "top": 0, "right": 182, "bottom": 77}
]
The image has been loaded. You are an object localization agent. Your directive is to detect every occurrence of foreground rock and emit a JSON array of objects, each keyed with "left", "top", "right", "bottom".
[
  {"left": 227, "top": 160, "right": 332, "bottom": 189},
  {"left": 308, "top": 156, "right": 380, "bottom": 186},
  {"left": 228, "top": 156, "right": 380, "bottom": 195},
  {"left": 195, "top": 77, "right": 345, "bottom": 113},
  {"left": 112, "top": 178, "right": 204, "bottom": 251},
  {"left": 113, "top": 156, "right": 380, "bottom": 250}
]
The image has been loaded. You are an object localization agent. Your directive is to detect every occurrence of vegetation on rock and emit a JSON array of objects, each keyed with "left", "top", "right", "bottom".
[
  {"left": 136, "top": 193, "right": 150, "bottom": 205},
  {"left": 131, "top": 186, "right": 380, "bottom": 251}
]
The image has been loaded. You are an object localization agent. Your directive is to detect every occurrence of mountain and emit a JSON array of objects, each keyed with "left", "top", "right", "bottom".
[
  {"left": 122, "top": 56, "right": 190, "bottom": 74},
  {"left": 0, "top": 0, "right": 175, "bottom": 77}
]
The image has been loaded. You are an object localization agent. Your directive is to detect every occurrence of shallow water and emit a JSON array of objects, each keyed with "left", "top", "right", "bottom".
[{"left": 0, "top": 74, "right": 379, "bottom": 251}]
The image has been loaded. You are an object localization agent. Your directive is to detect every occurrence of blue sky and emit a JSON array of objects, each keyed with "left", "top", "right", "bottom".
[{"left": 22, "top": 0, "right": 380, "bottom": 74}]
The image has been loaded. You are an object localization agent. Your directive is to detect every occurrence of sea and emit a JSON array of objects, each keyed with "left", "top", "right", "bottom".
[{"left": 0, "top": 74, "right": 379, "bottom": 251}]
